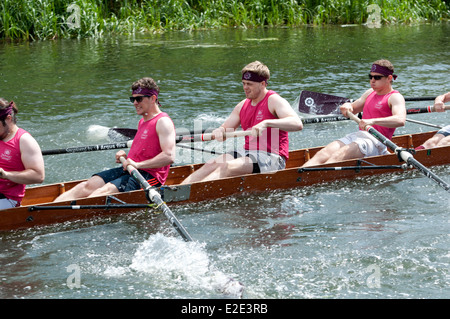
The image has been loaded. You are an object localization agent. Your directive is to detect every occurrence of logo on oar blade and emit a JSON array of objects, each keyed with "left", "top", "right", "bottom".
[{"left": 305, "top": 97, "right": 315, "bottom": 107}]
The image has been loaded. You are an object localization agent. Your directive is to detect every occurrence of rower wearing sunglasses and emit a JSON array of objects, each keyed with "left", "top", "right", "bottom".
[
  {"left": 54, "top": 77, "right": 176, "bottom": 202},
  {"left": 302, "top": 59, "right": 406, "bottom": 167}
]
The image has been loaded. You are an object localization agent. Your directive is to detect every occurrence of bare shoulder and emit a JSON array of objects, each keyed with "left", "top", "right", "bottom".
[
  {"left": 389, "top": 91, "right": 406, "bottom": 105},
  {"left": 156, "top": 115, "right": 175, "bottom": 134}
]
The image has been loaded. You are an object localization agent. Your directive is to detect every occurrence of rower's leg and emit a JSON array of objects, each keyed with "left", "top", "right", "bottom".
[
  {"left": 53, "top": 176, "right": 106, "bottom": 202},
  {"left": 88, "top": 182, "right": 119, "bottom": 197},
  {"left": 422, "top": 133, "right": 445, "bottom": 149},
  {"left": 200, "top": 156, "right": 254, "bottom": 182},
  {"left": 180, "top": 154, "right": 234, "bottom": 184},
  {"left": 323, "top": 142, "right": 364, "bottom": 164},
  {"left": 302, "top": 141, "right": 344, "bottom": 167}
]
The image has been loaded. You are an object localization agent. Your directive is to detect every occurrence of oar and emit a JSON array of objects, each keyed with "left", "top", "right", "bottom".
[
  {"left": 176, "top": 130, "right": 251, "bottom": 143},
  {"left": 42, "top": 140, "right": 133, "bottom": 155},
  {"left": 119, "top": 156, "right": 245, "bottom": 296},
  {"left": 119, "top": 156, "right": 193, "bottom": 242},
  {"left": 29, "top": 203, "right": 154, "bottom": 211},
  {"left": 347, "top": 112, "right": 450, "bottom": 193},
  {"left": 298, "top": 91, "right": 442, "bottom": 115},
  {"left": 405, "top": 118, "right": 443, "bottom": 129},
  {"left": 110, "top": 127, "right": 252, "bottom": 143},
  {"left": 108, "top": 127, "right": 209, "bottom": 141},
  {"left": 405, "top": 105, "right": 450, "bottom": 114},
  {"left": 42, "top": 130, "right": 250, "bottom": 156}
]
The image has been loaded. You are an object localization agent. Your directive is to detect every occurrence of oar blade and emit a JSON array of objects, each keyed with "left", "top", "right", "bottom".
[
  {"left": 108, "top": 128, "right": 137, "bottom": 141},
  {"left": 298, "top": 90, "right": 351, "bottom": 115}
]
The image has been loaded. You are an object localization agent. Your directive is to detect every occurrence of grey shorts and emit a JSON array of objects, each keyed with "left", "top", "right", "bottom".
[
  {"left": 338, "top": 131, "right": 389, "bottom": 157},
  {"left": 230, "top": 148, "right": 286, "bottom": 173}
]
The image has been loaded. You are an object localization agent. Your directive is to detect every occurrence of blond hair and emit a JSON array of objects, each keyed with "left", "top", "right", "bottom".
[
  {"left": 373, "top": 59, "right": 394, "bottom": 72},
  {"left": 241, "top": 61, "right": 270, "bottom": 81}
]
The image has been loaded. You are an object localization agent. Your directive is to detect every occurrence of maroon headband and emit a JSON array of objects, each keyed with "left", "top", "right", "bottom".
[
  {"left": 242, "top": 71, "right": 268, "bottom": 83},
  {"left": 132, "top": 87, "right": 159, "bottom": 97},
  {"left": 370, "top": 64, "right": 397, "bottom": 80},
  {"left": 0, "top": 102, "right": 13, "bottom": 119}
]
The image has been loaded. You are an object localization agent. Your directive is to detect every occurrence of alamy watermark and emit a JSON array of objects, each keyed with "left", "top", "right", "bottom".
[
  {"left": 366, "top": 264, "right": 381, "bottom": 288},
  {"left": 66, "top": 264, "right": 81, "bottom": 289},
  {"left": 66, "top": 4, "right": 81, "bottom": 29},
  {"left": 64, "top": 3, "right": 382, "bottom": 30},
  {"left": 366, "top": 4, "right": 381, "bottom": 28}
]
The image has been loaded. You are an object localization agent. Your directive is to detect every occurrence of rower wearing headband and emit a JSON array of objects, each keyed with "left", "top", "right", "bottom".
[
  {"left": 0, "top": 98, "right": 45, "bottom": 209},
  {"left": 181, "top": 61, "right": 303, "bottom": 184},
  {"left": 302, "top": 59, "right": 406, "bottom": 167}
]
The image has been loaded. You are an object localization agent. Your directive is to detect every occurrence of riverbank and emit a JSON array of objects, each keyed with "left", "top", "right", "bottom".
[{"left": 1, "top": 0, "right": 448, "bottom": 41}]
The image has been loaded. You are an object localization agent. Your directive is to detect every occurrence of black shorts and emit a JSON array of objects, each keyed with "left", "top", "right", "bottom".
[{"left": 94, "top": 167, "right": 161, "bottom": 192}]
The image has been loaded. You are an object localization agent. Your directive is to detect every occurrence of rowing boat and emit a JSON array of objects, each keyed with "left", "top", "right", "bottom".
[{"left": 1, "top": 130, "right": 448, "bottom": 231}]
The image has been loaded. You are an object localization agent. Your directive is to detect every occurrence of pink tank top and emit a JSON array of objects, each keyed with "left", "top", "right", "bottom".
[
  {"left": 127, "top": 113, "right": 173, "bottom": 185},
  {"left": 239, "top": 90, "right": 289, "bottom": 159},
  {"left": 0, "top": 128, "right": 28, "bottom": 202},
  {"left": 362, "top": 90, "right": 399, "bottom": 139}
]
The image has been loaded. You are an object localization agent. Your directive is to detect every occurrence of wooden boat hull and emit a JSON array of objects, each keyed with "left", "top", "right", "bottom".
[{"left": 1, "top": 131, "right": 448, "bottom": 231}]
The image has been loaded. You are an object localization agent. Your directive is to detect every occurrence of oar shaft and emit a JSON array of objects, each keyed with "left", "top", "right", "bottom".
[
  {"left": 29, "top": 203, "right": 152, "bottom": 211},
  {"left": 405, "top": 118, "right": 443, "bottom": 129},
  {"left": 176, "top": 130, "right": 251, "bottom": 143},
  {"left": 347, "top": 112, "right": 450, "bottom": 192},
  {"left": 119, "top": 157, "right": 193, "bottom": 242},
  {"left": 406, "top": 105, "right": 450, "bottom": 114},
  {"left": 43, "top": 130, "right": 250, "bottom": 156},
  {"left": 42, "top": 140, "right": 133, "bottom": 155},
  {"left": 404, "top": 96, "right": 436, "bottom": 101}
]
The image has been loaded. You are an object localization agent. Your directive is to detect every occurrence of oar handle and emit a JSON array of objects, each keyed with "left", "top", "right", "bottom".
[
  {"left": 347, "top": 112, "right": 362, "bottom": 124},
  {"left": 119, "top": 156, "right": 194, "bottom": 242},
  {"left": 407, "top": 104, "right": 450, "bottom": 114},
  {"left": 177, "top": 130, "right": 252, "bottom": 143}
]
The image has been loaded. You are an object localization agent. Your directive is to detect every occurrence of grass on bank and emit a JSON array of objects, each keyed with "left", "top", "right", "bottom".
[{"left": 0, "top": 0, "right": 449, "bottom": 41}]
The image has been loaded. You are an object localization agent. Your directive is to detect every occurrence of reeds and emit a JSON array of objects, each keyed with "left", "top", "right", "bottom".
[{"left": 1, "top": 0, "right": 448, "bottom": 41}]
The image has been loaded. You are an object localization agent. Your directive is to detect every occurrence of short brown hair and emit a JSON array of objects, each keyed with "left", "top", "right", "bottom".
[
  {"left": 131, "top": 77, "right": 160, "bottom": 93},
  {"left": 0, "top": 98, "right": 18, "bottom": 124},
  {"left": 241, "top": 61, "right": 270, "bottom": 81}
]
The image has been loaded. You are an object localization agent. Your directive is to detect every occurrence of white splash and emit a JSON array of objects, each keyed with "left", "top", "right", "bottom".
[
  {"left": 129, "top": 233, "right": 244, "bottom": 297},
  {"left": 87, "top": 125, "right": 110, "bottom": 141}
]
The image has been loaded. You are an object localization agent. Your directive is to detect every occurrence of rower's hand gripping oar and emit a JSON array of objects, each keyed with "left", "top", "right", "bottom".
[
  {"left": 119, "top": 156, "right": 193, "bottom": 242},
  {"left": 346, "top": 112, "right": 450, "bottom": 193}
]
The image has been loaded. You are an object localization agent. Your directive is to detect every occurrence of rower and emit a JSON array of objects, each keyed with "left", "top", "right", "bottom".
[
  {"left": 302, "top": 59, "right": 406, "bottom": 167},
  {"left": 415, "top": 92, "right": 450, "bottom": 150},
  {"left": 0, "top": 98, "right": 45, "bottom": 209},
  {"left": 53, "top": 77, "right": 176, "bottom": 202},
  {"left": 180, "top": 61, "right": 303, "bottom": 184}
]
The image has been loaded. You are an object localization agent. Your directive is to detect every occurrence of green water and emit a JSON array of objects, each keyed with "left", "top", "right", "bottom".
[{"left": 0, "top": 24, "right": 449, "bottom": 302}]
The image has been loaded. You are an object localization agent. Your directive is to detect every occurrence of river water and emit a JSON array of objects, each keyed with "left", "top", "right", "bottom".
[{"left": 0, "top": 23, "right": 449, "bottom": 301}]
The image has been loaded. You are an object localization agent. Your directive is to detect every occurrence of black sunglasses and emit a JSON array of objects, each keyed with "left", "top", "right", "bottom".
[
  {"left": 368, "top": 74, "right": 386, "bottom": 80},
  {"left": 129, "top": 95, "right": 152, "bottom": 103}
]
